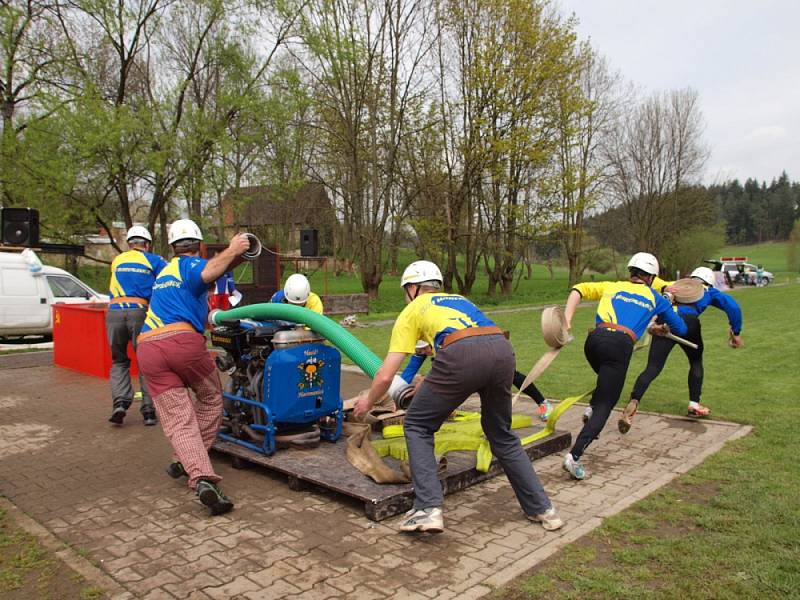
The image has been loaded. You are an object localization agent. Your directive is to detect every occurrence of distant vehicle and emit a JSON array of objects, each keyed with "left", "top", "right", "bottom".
[
  {"left": 704, "top": 256, "right": 773, "bottom": 287},
  {"left": 0, "top": 249, "right": 109, "bottom": 340}
]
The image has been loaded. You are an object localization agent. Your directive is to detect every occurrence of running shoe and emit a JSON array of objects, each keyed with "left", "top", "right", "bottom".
[
  {"left": 562, "top": 453, "right": 585, "bottom": 480},
  {"left": 538, "top": 400, "right": 553, "bottom": 422},
  {"left": 528, "top": 507, "right": 564, "bottom": 531},
  {"left": 399, "top": 507, "right": 444, "bottom": 533},
  {"left": 687, "top": 403, "right": 711, "bottom": 418},
  {"left": 618, "top": 399, "right": 639, "bottom": 434}
]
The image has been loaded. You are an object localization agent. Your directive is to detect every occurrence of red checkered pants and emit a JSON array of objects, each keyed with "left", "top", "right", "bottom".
[{"left": 137, "top": 331, "right": 223, "bottom": 489}]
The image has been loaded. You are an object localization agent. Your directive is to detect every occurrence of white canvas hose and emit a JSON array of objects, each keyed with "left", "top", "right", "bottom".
[{"left": 512, "top": 306, "right": 573, "bottom": 406}]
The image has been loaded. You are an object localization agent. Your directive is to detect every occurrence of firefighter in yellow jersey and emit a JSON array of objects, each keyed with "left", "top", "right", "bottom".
[
  {"left": 354, "top": 261, "right": 563, "bottom": 533},
  {"left": 107, "top": 226, "right": 168, "bottom": 426},
  {"left": 270, "top": 273, "right": 324, "bottom": 314},
  {"left": 561, "top": 252, "right": 688, "bottom": 481}
]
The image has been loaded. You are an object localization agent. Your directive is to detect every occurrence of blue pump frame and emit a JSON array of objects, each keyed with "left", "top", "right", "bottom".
[{"left": 218, "top": 320, "right": 343, "bottom": 456}]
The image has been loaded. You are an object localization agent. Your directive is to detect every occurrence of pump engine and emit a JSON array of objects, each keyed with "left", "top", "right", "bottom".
[{"left": 211, "top": 320, "right": 343, "bottom": 455}]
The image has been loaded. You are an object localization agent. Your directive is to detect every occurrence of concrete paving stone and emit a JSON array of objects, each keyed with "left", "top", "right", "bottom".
[
  {"left": 275, "top": 563, "right": 343, "bottom": 592},
  {"left": 184, "top": 592, "right": 213, "bottom": 600},
  {"left": 247, "top": 542, "right": 301, "bottom": 567},
  {"left": 140, "top": 588, "right": 177, "bottom": 599},
  {"left": 113, "top": 567, "right": 145, "bottom": 583},
  {"left": 332, "top": 585, "right": 385, "bottom": 600},
  {"left": 466, "top": 540, "right": 516, "bottom": 565},
  {"left": 285, "top": 581, "right": 343, "bottom": 600},
  {"left": 246, "top": 560, "right": 302, "bottom": 587},
  {"left": 205, "top": 559, "right": 263, "bottom": 584},
  {"left": 443, "top": 570, "right": 489, "bottom": 594},
  {"left": 162, "top": 573, "right": 223, "bottom": 599},
  {"left": 179, "top": 540, "right": 229, "bottom": 563},
  {"left": 204, "top": 574, "right": 262, "bottom": 599},
  {"left": 385, "top": 586, "right": 430, "bottom": 600},
  {"left": 0, "top": 361, "right": 750, "bottom": 600},
  {"left": 241, "top": 578, "right": 301, "bottom": 599},
  {"left": 128, "top": 569, "right": 183, "bottom": 594},
  {"left": 103, "top": 550, "right": 149, "bottom": 571},
  {"left": 215, "top": 527, "right": 263, "bottom": 549}
]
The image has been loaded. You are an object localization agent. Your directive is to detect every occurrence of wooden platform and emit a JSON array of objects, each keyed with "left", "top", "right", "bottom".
[{"left": 212, "top": 427, "right": 571, "bottom": 520}]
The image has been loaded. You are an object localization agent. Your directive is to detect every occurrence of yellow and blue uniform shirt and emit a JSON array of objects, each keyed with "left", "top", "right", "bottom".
[
  {"left": 388, "top": 293, "right": 496, "bottom": 355},
  {"left": 141, "top": 256, "right": 209, "bottom": 334},
  {"left": 270, "top": 289, "right": 324, "bottom": 315},
  {"left": 572, "top": 281, "right": 687, "bottom": 341},
  {"left": 653, "top": 278, "right": 742, "bottom": 335},
  {"left": 108, "top": 250, "right": 168, "bottom": 309}
]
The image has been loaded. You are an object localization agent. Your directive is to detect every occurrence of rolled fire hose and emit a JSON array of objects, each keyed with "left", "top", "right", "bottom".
[
  {"left": 511, "top": 306, "right": 573, "bottom": 406},
  {"left": 667, "top": 278, "right": 704, "bottom": 303}
]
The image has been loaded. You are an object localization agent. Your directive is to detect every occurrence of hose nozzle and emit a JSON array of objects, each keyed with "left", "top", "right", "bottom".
[
  {"left": 242, "top": 233, "right": 262, "bottom": 260},
  {"left": 388, "top": 375, "right": 415, "bottom": 409}
]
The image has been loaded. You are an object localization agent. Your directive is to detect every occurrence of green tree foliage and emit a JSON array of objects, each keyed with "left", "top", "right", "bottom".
[
  {"left": 659, "top": 223, "right": 725, "bottom": 278},
  {"left": 711, "top": 172, "right": 799, "bottom": 244}
]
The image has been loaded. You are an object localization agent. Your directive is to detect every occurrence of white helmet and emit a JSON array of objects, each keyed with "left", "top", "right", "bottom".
[
  {"left": 627, "top": 252, "right": 659, "bottom": 276},
  {"left": 690, "top": 266, "right": 715, "bottom": 287},
  {"left": 167, "top": 219, "right": 203, "bottom": 245},
  {"left": 284, "top": 273, "right": 311, "bottom": 305},
  {"left": 126, "top": 225, "right": 152, "bottom": 243},
  {"left": 400, "top": 260, "right": 443, "bottom": 287}
]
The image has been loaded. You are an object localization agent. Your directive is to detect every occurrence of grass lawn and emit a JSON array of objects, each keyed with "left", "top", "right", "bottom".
[
  {"left": 496, "top": 284, "right": 797, "bottom": 598},
  {"left": 0, "top": 507, "right": 104, "bottom": 599},
  {"left": 344, "top": 283, "right": 799, "bottom": 598}
]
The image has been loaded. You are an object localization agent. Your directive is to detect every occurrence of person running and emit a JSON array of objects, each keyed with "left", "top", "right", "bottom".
[
  {"left": 270, "top": 273, "right": 324, "bottom": 314},
  {"left": 353, "top": 260, "right": 563, "bottom": 533},
  {"left": 561, "top": 252, "right": 688, "bottom": 481},
  {"left": 136, "top": 219, "right": 250, "bottom": 516},
  {"left": 618, "top": 266, "right": 743, "bottom": 432},
  {"left": 106, "top": 226, "right": 168, "bottom": 426}
]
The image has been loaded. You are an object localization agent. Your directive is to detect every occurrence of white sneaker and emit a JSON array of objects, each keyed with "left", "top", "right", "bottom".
[
  {"left": 528, "top": 507, "right": 564, "bottom": 531},
  {"left": 582, "top": 406, "right": 593, "bottom": 424},
  {"left": 399, "top": 507, "right": 444, "bottom": 532},
  {"left": 562, "top": 453, "right": 586, "bottom": 480}
]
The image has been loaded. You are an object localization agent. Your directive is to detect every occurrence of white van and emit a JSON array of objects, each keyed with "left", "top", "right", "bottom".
[{"left": 0, "top": 249, "right": 109, "bottom": 340}]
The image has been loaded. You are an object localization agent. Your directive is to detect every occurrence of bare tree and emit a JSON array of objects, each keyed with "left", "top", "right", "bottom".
[
  {"left": 605, "top": 87, "right": 709, "bottom": 253},
  {"left": 296, "top": 0, "right": 434, "bottom": 297},
  {"left": 550, "top": 45, "right": 625, "bottom": 285}
]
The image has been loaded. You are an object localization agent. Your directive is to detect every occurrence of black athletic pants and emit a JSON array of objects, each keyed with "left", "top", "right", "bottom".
[
  {"left": 631, "top": 313, "right": 703, "bottom": 404},
  {"left": 513, "top": 371, "right": 546, "bottom": 404},
  {"left": 570, "top": 329, "right": 634, "bottom": 460}
]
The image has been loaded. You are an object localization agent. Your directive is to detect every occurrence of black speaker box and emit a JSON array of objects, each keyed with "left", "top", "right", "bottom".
[
  {"left": 2, "top": 207, "right": 40, "bottom": 247},
  {"left": 300, "top": 229, "right": 319, "bottom": 257}
]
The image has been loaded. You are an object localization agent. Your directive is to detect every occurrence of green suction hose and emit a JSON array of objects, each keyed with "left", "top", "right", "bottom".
[{"left": 211, "top": 303, "right": 382, "bottom": 377}]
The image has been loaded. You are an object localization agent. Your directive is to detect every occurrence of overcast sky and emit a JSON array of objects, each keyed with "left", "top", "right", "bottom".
[{"left": 558, "top": 0, "right": 800, "bottom": 185}]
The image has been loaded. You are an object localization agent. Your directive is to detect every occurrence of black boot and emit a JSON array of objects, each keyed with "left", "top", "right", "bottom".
[
  {"left": 196, "top": 480, "right": 234, "bottom": 516},
  {"left": 108, "top": 405, "right": 127, "bottom": 425},
  {"left": 142, "top": 410, "right": 157, "bottom": 426},
  {"left": 166, "top": 461, "right": 188, "bottom": 479}
]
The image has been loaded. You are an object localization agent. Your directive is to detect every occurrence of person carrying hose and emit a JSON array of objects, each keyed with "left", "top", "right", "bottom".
[
  {"left": 271, "top": 273, "right": 324, "bottom": 314},
  {"left": 136, "top": 219, "right": 250, "bottom": 516},
  {"left": 353, "top": 260, "right": 563, "bottom": 533},
  {"left": 619, "top": 266, "right": 743, "bottom": 432},
  {"left": 107, "top": 226, "right": 168, "bottom": 427},
  {"left": 400, "top": 342, "right": 553, "bottom": 422},
  {"left": 561, "top": 252, "right": 688, "bottom": 481}
]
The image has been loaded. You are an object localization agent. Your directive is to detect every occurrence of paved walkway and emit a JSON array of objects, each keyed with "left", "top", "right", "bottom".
[{"left": 0, "top": 352, "right": 750, "bottom": 600}]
